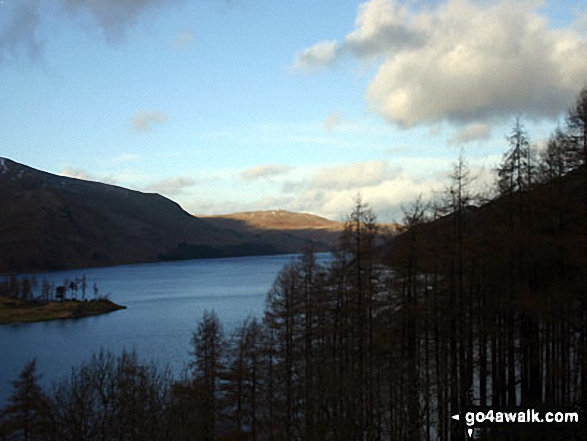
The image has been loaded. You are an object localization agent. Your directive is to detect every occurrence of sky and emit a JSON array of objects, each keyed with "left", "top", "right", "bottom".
[{"left": 1, "top": 0, "right": 586, "bottom": 222}]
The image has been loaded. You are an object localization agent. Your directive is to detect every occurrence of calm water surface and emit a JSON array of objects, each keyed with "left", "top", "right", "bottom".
[{"left": 0, "top": 253, "right": 330, "bottom": 405}]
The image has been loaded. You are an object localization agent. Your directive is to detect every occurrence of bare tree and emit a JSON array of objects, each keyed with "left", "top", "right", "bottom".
[{"left": 190, "top": 310, "right": 225, "bottom": 441}]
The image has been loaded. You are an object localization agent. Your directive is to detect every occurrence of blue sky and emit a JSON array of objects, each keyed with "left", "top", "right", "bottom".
[{"left": 1, "top": 0, "right": 586, "bottom": 222}]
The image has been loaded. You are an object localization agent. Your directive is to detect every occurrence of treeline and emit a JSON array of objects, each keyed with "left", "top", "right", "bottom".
[
  {"left": 0, "top": 274, "right": 101, "bottom": 303},
  {"left": 1, "top": 86, "right": 586, "bottom": 440}
]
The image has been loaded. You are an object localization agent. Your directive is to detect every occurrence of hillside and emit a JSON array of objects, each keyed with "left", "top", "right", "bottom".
[
  {"left": 202, "top": 210, "right": 344, "bottom": 252},
  {"left": 205, "top": 210, "right": 343, "bottom": 230},
  {"left": 388, "top": 165, "right": 587, "bottom": 271},
  {"left": 0, "top": 158, "right": 285, "bottom": 273},
  {"left": 0, "top": 159, "right": 351, "bottom": 273}
]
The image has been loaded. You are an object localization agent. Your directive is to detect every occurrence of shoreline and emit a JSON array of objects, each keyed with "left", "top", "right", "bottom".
[{"left": 0, "top": 297, "right": 126, "bottom": 325}]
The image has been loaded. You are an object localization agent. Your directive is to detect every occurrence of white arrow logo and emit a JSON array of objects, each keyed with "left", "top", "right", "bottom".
[{"left": 451, "top": 414, "right": 473, "bottom": 437}]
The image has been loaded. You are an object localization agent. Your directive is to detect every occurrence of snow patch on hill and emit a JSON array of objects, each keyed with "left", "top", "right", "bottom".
[{"left": 0, "top": 158, "right": 8, "bottom": 174}]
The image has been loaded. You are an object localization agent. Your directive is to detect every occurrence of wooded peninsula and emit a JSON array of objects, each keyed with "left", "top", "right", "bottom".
[{"left": 0, "top": 275, "right": 125, "bottom": 325}]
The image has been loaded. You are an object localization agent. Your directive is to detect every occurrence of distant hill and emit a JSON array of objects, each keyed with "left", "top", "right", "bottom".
[
  {"left": 0, "top": 158, "right": 289, "bottom": 273},
  {"left": 206, "top": 210, "right": 342, "bottom": 230},
  {"left": 201, "top": 210, "right": 344, "bottom": 252}
]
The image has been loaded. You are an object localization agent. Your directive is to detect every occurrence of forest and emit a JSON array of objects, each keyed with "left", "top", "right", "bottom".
[{"left": 1, "top": 86, "right": 586, "bottom": 440}]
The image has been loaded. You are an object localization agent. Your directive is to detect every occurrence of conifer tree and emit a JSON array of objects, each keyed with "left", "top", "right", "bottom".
[
  {"left": 190, "top": 310, "right": 225, "bottom": 441},
  {"left": 565, "top": 85, "right": 587, "bottom": 168},
  {"left": 498, "top": 118, "right": 533, "bottom": 195},
  {"left": 0, "top": 360, "right": 53, "bottom": 441}
]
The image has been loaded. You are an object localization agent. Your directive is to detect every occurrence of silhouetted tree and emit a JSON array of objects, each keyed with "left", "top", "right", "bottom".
[
  {"left": 498, "top": 118, "right": 534, "bottom": 195},
  {"left": 52, "top": 350, "right": 173, "bottom": 441},
  {"left": 68, "top": 281, "right": 78, "bottom": 301},
  {"left": 80, "top": 275, "right": 87, "bottom": 301},
  {"left": 0, "top": 360, "right": 53, "bottom": 441},
  {"left": 565, "top": 85, "right": 587, "bottom": 168},
  {"left": 190, "top": 310, "right": 225, "bottom": 441}
]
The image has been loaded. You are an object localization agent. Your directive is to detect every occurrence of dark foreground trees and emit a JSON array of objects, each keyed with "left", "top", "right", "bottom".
[
  {"left": 0, "top": 352, "right": 179, "bottom": 441},
  {"left": 0, "top": 361, "right": 52, "bottom": 441}
]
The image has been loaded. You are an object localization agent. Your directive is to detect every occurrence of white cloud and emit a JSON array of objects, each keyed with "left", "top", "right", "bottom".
[
  {"left": 131, "top": 111, "right": 169, "bottom": 132},
  {"left": 270, "top": 159, "right": 418, "bottom": 221},
  {"left": 344, "top": 0, "right": 426, "bottom": 59},
  {"left": 144, "top": 177, "right": 198, "bottom": 196},
  {"left": 240, "top": 164, "right": 293, "bottom": 181},
  {"left": 61, "top": 0, "right": 184, "bottom": 44},
  {"left": 186, "top": 157, "right": 496, "bottom": 222},
  {"left": 172, "top": 29, "right": 195, "bottom": 49},
  {"left": 0, "top": 0, "right": 187, "bottom": 62},
  {"left": 111, "top": 153, "right": 140, "bottom": 164},
  {"left": 293, "top": 40, "right": 339, "bottom": 72},
  {"left": 573, "top": 10, "right": 587, "bottom": 34},
  {"left": 60, "top": 167, "right": 92, "bottom": 180},
  {"left": 0, "top": 1, "right": 44, "bottom": 63},
  {"left": 295, "top": 0, "right": 587, "bottom": 126},
  {"left": 283, "top": 170, "right": 441, "bottom": 222},
  {"left": 448, "top": 123, "right": 492, "bottom": 146},
  {"left": 59, "top": 167, "right": 118, "bottom": 184},
  {"left": 324, "top": 111, "right": 343, "bottom": 131},
  {"left": 312, "top": 160, "right": 398, "bottom": 190}
]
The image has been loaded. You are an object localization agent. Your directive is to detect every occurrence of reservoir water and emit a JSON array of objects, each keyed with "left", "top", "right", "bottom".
[{"left": 0, "top": 253, "right": 329, "bottom": 405}]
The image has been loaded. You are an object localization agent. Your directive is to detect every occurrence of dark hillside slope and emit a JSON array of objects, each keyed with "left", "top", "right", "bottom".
[
  {"left": 388, "top": 165, "right": 587, "bottom": 277},
  {"left": 0, "top": 158, "right": 263, "bottom": 273}
]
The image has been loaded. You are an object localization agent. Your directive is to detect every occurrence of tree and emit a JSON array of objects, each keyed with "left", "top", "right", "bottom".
[
  {"left": 8, "top": 275, "right": 19, "bottom": 299},
  {"left": 225, "top": 317, "right": 265, "bottom": 440},
  {"left": 80, "top": 275, "right": 87, "bottom": 301},
  {"left": 0, "top": 360, "right": 53, "bottom": 441},
  {"left": 498, "top": 118, "right": 534, "bottom": 195},
  {"left": 20, "top": 278, "right": 32, "bottom": 302},
  {"left": 51, "top": 350, "right": 174, "bottom": 441},
  {"left": 538, "top": 86, "right": 587, "bottom": 182},
  {"left": 55, "top": 286, "right": 65, "bottom": 302},
  {"left": 264, "top": 262, "right": 302, "bottom": 441},
  {"left": 190, "top": 310, "right": 225, "bottom": 441},
  {"left": 565, "top": 85, "right": 587, "bottom": 168},
  {"left": 335, "top": 195, "right": 380, "bottom": 440},
  {"left": 68, "top": 281, "right": 78, "bottom": 301},
  {"left": 41, "top": 279, "right": 51, "bottom": 304},
  {"left": 539, "top": 129, "right": 571, "bottom": 181}
]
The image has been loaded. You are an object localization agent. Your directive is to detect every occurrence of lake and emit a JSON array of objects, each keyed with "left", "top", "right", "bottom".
[{"left": 0, "top": 253, "right": 330, "bottom": 405}]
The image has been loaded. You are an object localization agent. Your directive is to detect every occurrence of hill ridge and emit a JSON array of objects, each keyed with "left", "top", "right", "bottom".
[{"left": 0, "top": 158, "right": 341, "bottom": 273}]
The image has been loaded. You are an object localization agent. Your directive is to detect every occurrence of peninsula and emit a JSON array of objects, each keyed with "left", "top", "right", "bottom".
[{"left": 0, "top": 297, "right": 126, "bottom": 325}]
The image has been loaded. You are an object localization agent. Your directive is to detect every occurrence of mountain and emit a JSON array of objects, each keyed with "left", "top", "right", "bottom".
[
  {"left": 202, "top": 210, "right": 345, "bottom": 252},
  {"left": 0, "top": 158, "right": 351, "bottom": 273},
  {"left": 0, "top": 158, "right": 282, "bottom": 273}
]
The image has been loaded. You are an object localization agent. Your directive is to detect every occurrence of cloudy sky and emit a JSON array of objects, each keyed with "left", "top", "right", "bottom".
[{"left": 1, "top": 0, "right": 586, "bottom": 222}]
